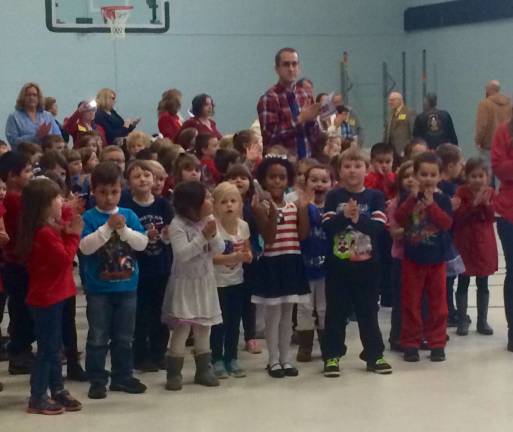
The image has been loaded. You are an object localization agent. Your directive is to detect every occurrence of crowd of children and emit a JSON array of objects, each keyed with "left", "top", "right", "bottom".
[{"left": 0, "top": 108, "right": 508, "bottom": 415}]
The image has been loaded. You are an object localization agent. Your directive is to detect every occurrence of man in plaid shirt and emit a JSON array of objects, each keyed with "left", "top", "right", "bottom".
[{"left": 257, "top": 48, "right": 321, "bottom": 160}]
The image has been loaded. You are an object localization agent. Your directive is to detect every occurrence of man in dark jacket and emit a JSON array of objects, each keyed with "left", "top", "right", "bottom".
[{"left": 413, "top": 93, "right": 458, "bottom": 150}]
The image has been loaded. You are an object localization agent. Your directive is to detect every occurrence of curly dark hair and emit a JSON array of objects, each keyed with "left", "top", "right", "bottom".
[
  {"left": 256, "top": 155, "right": 295, "bottom": 188},
  {"left": 173, "top": 181, "right": 207, "bottom": 221}
]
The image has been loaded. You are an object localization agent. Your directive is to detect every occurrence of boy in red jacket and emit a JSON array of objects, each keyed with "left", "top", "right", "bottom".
[{"left": 0, "top": 152, "right": 34, "bottom": 375}]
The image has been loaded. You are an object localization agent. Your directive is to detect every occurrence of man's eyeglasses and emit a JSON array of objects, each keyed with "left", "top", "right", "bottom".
[{"left": 280, "top": 61, "right": 298, "bottom": 68}]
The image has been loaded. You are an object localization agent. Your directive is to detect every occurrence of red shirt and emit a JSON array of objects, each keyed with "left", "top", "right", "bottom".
[
  {"left": 63, "top": 109, "right": 107, "bottom": 148},
  {"left": 365, "top": 171, "right": 397, "bottom": 200},
  {"left": 26, "top": 226, "right": 79, "bottom": 307},
  {"left": 453, "top": 185, "right": 498, "bottom": 276},
  {"left": 180, "top": 117, "right": 222, "bottom": 140},
  {"left": 3, "top": 191, "right": 22, "bottom": 264},
  {"left": 257, "top": 82, "right": 320, "bottom": 155},
  {"left": 491, "top": 122, "right": 513, "bottom": 223},
  {"left": 201, "top": 157, "right": 221, "bottom": 186},
  {"left": 0, "top": 202, "right": 5, "bottom": 293},
  {"left": 158, "top": 112, "right": 182, "bottom": 141}
]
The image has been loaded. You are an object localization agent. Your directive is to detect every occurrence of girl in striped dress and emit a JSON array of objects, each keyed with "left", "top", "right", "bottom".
[{"left": 252, "top": 155, "right": 311, "bottom": 378}]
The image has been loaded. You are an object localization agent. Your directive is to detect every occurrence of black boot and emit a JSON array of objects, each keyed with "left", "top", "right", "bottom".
[
  {"left": 476, "top": 291, "right": 493, "bottom": 335},
  {"left": 67, "top": 362, "right": 88, "bottom": 382},
  {"left": 456, "top": 291, "right": 469, "bottom": 336},
  {"left": 296, "top": 330, "right": 314, "bottom": 362}
]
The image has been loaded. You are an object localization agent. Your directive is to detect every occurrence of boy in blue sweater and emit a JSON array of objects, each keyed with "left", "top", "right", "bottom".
[
  {"left": 125, "top": 160, "right": 173, "bottom": 372},
  {"left": 321, "top": 148, "right": 392, "bottom": 377},
  {"left": 395, "top": 152, "right": 453, "bottom": 362},
  {"left": 80, "top": 162, "right": 148, "bottom": 399}
]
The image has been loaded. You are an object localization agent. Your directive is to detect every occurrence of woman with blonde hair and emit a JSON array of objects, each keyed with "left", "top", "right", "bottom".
[
  {"left": 94, "top": 88, "right": 140, "bottom": 145},
  {"left": 5, "top": 82, "right": 62, "bottom": 150},
  {"left": 158, "top": 89, "right": 183, "bottom": 141}
]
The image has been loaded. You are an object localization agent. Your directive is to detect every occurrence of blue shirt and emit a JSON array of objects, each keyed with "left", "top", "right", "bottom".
[
  {"left": 5, "top": 109, "right": 61, "bottom": 149},
  {"left": 81, "top": 207, "right": 145, "bottom": 294},
  {"left": 301, "top": 203, "right": 329, "bottom": 280}
]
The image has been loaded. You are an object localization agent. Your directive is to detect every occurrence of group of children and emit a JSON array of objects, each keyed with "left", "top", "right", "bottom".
[{"left": 0, "top": 125, "right": 501, "bottom": 415}]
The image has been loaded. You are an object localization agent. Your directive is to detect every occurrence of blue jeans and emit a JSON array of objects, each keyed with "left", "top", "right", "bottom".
[
  {"left": 85, "top": 291, "right": 137, "bottom": 385},
  {"left": 497, "top": 218, "right": 513, "bottom": 338},
  {"left": 29, "top": 301, "right": 65, "bottom": 400}
]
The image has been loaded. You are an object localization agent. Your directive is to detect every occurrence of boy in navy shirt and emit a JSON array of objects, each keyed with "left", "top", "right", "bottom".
[
  {"left": 395, "top": 152, "right": 453, "bottom": 362},
  {"left": 80, "top": 162, "right": 148, "bottom": 399},
  {"left": 322, "top": 148, "right": 392, "bottom": 377},
  {"left": 125, "top": 160, "right": 173, "bottom": 372}
]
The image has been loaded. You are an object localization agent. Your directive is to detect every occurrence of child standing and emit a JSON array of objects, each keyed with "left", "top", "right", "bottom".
[
  {"left": 296, "top": 164, "right": 331, "bottom": 362},
  {"left": 396, "top": 152, "right": 453, "bottom": 362},
  {"left": 252, "top": 155, "right": 310, "bottom": 378},
  {"left": 195, "top": 134, "right": 220, "bottom": 188},
  {"left": 125, "top": 160, "right": 173, "bottom": 371},
  {"left": 453, "top": 158, "right": 497, "bottom": 336},
  {"left": 211, "top": 182, "right": 252, "bottom": 378},
  {"left": 386, "top": 161, "right": 417, "bottom": 351},
  {"left": 18, "top": 178, "right": 83, "bottom": 414},
  {"left": 80, "top": 162, "right": 148, "bottom": 399},
  {"left": 322, "top": 148, "right": 392, "bottom": 377},
  {"left": 161, "top": 181, "right": 224, "bottom": 391}
]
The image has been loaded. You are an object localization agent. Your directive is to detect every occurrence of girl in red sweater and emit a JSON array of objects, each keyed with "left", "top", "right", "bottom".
[
  {"left": 453, "top": 158, "right": 498, "bottom": 336},
  {"left": 17, "top": 178, "right": 83, "bottom": 415}
]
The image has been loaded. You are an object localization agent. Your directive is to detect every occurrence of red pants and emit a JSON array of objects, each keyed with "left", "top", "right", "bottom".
[{"left": 400, "top": 259, "right": 448, "bottom": 349}]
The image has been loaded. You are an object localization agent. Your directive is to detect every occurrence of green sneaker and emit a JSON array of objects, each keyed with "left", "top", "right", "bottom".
[
  {"left": 323, "top": 358, "right": 340, "bottom": 377},
  {"left": 213, "top": 360, "right": 229, "bottom": 379},
  {"left": 226, "top": 360, "right": 246, "bottom": 378},
  {"left": 367, "top": 357, "right": 392, "bottom": 374}
]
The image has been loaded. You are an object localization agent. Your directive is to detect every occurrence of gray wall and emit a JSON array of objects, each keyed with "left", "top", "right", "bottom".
[{"left": 0, "top": 0, "right": 407, "bottom": 147}]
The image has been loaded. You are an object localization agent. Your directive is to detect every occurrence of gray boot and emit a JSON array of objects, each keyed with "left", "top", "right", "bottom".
[
  {"left": 194, "top": 353, "right": 219, "bottom": 387},
  {"left": 476, "top": 291, "right": 494, "bottom": 335},
  {"left": 456, "top": 291, "right": 470, "bottom": 336},
  {"left": 165, "top": 356, "right": 184, "bottom": 391}
]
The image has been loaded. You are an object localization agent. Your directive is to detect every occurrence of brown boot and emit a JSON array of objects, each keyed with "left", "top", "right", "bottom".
[{"left": 296, "top": 330, "right": 314, "bottom": 362}]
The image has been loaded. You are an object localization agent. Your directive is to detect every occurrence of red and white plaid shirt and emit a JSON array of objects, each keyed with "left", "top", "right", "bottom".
[{"left": 257, "top": 82, "right": 320, "bottom": 156}]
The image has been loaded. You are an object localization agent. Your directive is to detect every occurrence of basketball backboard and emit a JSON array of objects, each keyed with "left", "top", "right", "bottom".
[{"left": 45, "top": 0, "right": 170, "bottom": 33}]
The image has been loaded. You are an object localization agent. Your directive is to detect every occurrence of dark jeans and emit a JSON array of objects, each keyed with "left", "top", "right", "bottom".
[
  {"left": 322, "top": 261, "right": 385, "bottom": 364},
  {"left": 210, "top": 284, "right": 244, "bottom": 362},
  {"left": 62, "top": 296, "right": 79, "bottom": 364},
  {"left": 378, "top": 230, "right": 393, "bottom": 305},
  {"left": 2, "top": 263, "right": 34, "bottom": 356},
  {"left": 242, "top": 261, "right": 258, "bottom": 340},
  {"left": 85, "top": 291, "right": 137, "bottom": 386},
  {"left": 133, "top": 274, "right": 170, "bottom": 364},
  {"left": 389, "top": 258, "right": 402, "bottom": 345},
  {"left": 29, "top": 301, "right": 65, "bottom": 400},
  {"left": 497, "top": 218, "right": 513, "bottom": 337}
]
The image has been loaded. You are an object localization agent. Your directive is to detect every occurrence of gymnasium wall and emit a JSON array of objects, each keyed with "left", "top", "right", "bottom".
[
  {"left": 0, "top": 0, "right": 406, "bottom": 147},
  {"left": 405, "top": 0, "right": 513, "bottom": 156}
]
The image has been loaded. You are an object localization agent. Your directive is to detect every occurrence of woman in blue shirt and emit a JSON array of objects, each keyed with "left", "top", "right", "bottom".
[{"left": 5, "top": 82, "right": 62, "bottom": 150}]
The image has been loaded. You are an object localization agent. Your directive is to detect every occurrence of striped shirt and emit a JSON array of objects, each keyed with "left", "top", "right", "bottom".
[{"left": 263, "top": 202, "right": 301, "bottom": 257}]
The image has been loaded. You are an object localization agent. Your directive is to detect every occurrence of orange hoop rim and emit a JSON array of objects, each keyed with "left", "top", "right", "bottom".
[{"left": 101, "top": 5, "right": 134, "bottom": 21}]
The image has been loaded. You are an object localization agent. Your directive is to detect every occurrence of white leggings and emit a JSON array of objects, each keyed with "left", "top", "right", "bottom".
[
  {"left": 264, "top": 303, "right": 294, "bottom": 366},
  {"left": 168, "top": 323, "right": 211, "bottom": 357},
  {"left": 296, "top": 279, "right": 326, "bottom": 331}
]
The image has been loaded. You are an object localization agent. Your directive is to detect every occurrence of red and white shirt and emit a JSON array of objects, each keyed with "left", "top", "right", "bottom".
[{"left": 264, "top": 202, "right": 301, "bottom": 257}]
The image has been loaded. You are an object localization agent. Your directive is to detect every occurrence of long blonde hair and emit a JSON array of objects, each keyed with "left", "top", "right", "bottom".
[
  {"left": 96, "top": 88, "right": 116, "bottom": 111},
  {"left": 213, "top": 182, "right": 242, "bottom": 219},
  {"left": 15, "top": 82, "right": 44, "bottom": 111}
]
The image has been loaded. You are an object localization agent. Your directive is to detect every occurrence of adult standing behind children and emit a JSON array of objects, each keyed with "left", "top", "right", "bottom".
[
  {"left": 180, "top": 94, "right": 222, "bottom": 140},
  {"left": 257, "top": 47, "right": 321, "bottom": 160},
  {"left": 94, "top": 88, "right": 140, "bottom": 145},
  {"left": 5, "top": 82, "right": 62, "bottom": 150},
  {"left": 413, "top": 93, "right": 458, "bottom": 150},
  {"left": 476, "top": 80, "right": 511, "bottom": 167},
  {"left": 383, "top": 92, "right": 416, "bottom": 158}
]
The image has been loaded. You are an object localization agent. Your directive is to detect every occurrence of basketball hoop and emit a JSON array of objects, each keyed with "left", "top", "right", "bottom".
[{"left": 101, "top": 5, "right": 133, "bottom": 38}]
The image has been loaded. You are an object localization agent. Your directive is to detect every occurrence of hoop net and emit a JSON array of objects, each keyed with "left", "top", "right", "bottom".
[{"left": 101, "top": 5, "right": 134, "bottom": 38}]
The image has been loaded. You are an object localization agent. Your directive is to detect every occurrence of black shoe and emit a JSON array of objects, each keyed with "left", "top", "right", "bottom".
[
  {"left": 88, "top": 383, "right": 107, "bottom": 399},
  {"left": 266, "top": 363, "right": 285, "bottom": 378},
  {"left": 27, "top": 397, "right": 64, "bottom": 415},
  {"left": 281, "top": 363, "right": 299, "bottom": 377},
  {"left": 134, "top": 359, "right": 159, "bottom": 372},
  {"left": 66, "top": 362, "right": 88, "bottom": 382},
  {"left": 52, "top": 390, "right": 82, "bottom": 412},
  {"left": 358, "top": 350, "right": 367, "bottom": 362},
  {"left": 110, "top": 377, "right": 147, "bottom": 394},
  {"left": 389, "top": 341, "right": 403, "bottom": 352},
  {"left": 403, "top": 348, "right": 420, "bottom": 362},
  {"left": 323, "top": 358, "right": 340, "bottom": 377},
  {"left": 8, "top": 356, "right": 33, "bottom": 375},
  {"left": 367, "top": 357, "right": 393, "bottom": 374},
  {"left": 430, "top": 348, "right": 446, "bottom": 362}
]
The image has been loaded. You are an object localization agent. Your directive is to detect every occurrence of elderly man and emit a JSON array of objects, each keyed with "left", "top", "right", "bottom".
[
  {"left": 413, "top": 93, "right": 458, "bottom": 150},
  {"left": 257, "top": 48, "right": 320, "bottom": 159},
  {"left": 383, "top": 92, "right": 416, "bottom": 157},
  {"left": 475, "top": 80, "right": 511, "bottom": 165}
]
